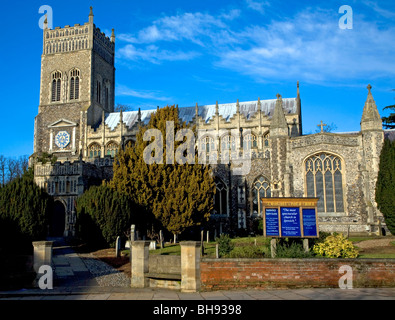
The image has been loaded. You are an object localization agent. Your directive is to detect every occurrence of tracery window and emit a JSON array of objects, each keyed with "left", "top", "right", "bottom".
[
  {"left": 305, "top": 153, "right": 344, "bottom": 212},
  {"left": 221, "top": 135, "right": 236, "bottom": 151},
  {"left": 88, "top": 143, "right": 101, "bottom": 158},
  {"left": 243, "top": 133, "right": 258, "bottom": 149},
  {"left": 252, "top": 176, "right": 271, "bottom": 216},
  {"left": 51, "top": 71, "right": 62, "bottom": 102},
  {"left": 69, "top": 69, "right": 80, "bottom": 100},
  {"left": 106, "top": 142, "right": 119, "bottom": 157},
  {"left": 214, "top": 178, "right": 228, "bottom": 216},
  {"left": 200, "top": 136, "right": 215, "bottom": 162},
  {"left": 264, "top": 133, "right": 270, "bottom": 147},
  {"left": 200, "top": 136, "right": 215, "bottom": 153}
]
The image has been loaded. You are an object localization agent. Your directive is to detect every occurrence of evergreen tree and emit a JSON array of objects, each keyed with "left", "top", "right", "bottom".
[
  {"left": 76, "top": 183, "right": 145, "bottom": 247},
  {"left": 375, "top": 138, "right": 395, "bottom": 234},
  {"left": 110, "top": 105, "right": 216, "bottom": 239},
  {"left": 0, "top": 168, "right": 53, "bottom": 250},
  {"left": 382, "top": 105, "right": 395, "bottom": 129},
  {"left": 382, "top": 89, "right": 395, "bottom": 129}
]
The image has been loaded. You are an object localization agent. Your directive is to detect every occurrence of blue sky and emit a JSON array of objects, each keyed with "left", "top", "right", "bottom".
[{"left": 1, "top": 0, "right": 394, "bottom": 158}]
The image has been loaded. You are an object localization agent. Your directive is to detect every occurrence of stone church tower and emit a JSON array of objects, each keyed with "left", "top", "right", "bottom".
[
  {"left": 32, "top": 8, "right": 116, "bottom": 236},
  {"left": 33, "top": 7, "right": 115, "bottom": 159}
]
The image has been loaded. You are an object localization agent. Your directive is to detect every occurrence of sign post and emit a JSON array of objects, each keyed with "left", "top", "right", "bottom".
[{"left": 262, "top": 198, "right": 319, "bottom": 239}]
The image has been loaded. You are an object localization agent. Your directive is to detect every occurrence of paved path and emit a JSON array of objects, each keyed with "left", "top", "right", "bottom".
[{"left": 1, "top": 238, "right": 394, "bottom": 301}]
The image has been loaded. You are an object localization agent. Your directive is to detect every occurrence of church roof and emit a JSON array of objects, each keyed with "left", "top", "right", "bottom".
[
  {"left": 384, "top": 129, "right": 395, "bottom": 141},
  {"left": 104, "top": 97, "right": 298, "bottom": 130}
]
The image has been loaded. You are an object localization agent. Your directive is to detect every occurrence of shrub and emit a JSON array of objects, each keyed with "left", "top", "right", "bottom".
[
  {"left": 216, "top": 234, "right": 234, "bottom": 257},
  {"left": 275, "top": 239, "right": 314, "bottom": 258},
  {"left": 228, "top": 245, "right": 265, "bottom": 258},
  {"left": 312, "top": 233, "right": 359, "bottom": 258}
]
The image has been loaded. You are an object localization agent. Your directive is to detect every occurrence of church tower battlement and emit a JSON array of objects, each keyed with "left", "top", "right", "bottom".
[{"left": 34, "top": 7, "right": 115, "bottom": 160}]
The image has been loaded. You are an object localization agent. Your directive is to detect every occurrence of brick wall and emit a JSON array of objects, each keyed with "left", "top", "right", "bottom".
[{"left": 200, "top": 258, "right": 395, "bottom": 291}]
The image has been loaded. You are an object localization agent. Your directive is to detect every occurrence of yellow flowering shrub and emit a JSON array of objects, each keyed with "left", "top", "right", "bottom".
[{"left": 313, "top": 233, "right": 359, "bottom": 258}]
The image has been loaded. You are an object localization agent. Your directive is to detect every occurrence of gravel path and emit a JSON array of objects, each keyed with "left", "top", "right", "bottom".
[
  {"left": 354, "top": 237, "right": 395, "bottom": 249},
  {"left": 78, "top": 253, "right": 131, "bottom": 288}
]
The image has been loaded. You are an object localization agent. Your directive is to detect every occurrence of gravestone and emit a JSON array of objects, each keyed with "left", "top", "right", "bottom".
[
  {"left": 149, "top": 240, "right": 157, "bottom": 250},
  {"left": 115, "top": 236, "right": 121, "bottom": 258},
  {"left": 159, "top": 230, "right": 164, "bottom": 249},
  {"left": 131, "top": 224, "right": 136, "bottom": 242}
]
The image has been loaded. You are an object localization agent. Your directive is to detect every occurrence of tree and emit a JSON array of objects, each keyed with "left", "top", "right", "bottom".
[
  {"left": 114, "top": 103, "right": 134, "bottom": 112},
  {"left": 110, "top": 105, "right": 216, "bottom": 240},
  {"left": 375, "top": 138, "right": 395, "bottom": 235},
  {"left": 0, "top": 168, "right": 53, "bottom": 251},
  {"left": 76, "top": 183, "right": 145, "bottom": 247},
  {"left": 382, "top": 105, "right": 395, "bottom": 129},
  {"left": 314, "top": 122, "right": 338, "bottom": 133}
]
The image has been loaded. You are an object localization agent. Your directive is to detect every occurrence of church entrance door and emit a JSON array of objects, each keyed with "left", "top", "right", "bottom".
[{"left": 49, "top": 201, "right": 66, "bottom": 237}]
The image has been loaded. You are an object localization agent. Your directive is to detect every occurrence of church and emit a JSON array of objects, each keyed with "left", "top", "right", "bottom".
[{"left": 31, "top": 8, "right": 392, "bottom": 237}]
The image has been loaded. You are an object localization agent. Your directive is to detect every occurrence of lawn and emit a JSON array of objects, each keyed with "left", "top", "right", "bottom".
[{"left": 117, "top": 235, "right": 395, "bottom": 260}]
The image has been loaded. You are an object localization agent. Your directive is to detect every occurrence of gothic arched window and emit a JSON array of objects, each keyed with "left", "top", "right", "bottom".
[
  {"left": 252, "top": 176, "right": 271, "bottom": 216},
  {"left": 106, "top": 142, "right": 119, "bottom": 157},
  {"left": 88, "top": 143, "right": 101, "bottom": 158},
  {"left": 69, "top": 69, "right": 80, "bottom": 100},
  {"left": 221, "top": 135, "right": 236, "bottom": 151},
  {"left": 201, "top": 136, "right": 215, "bottom": 153},
  {"left": 214, "top": 178, "right": 228, "bottom": 216},
  {"left": 243, "top": 133, "right": 258, "bottom": 150},
  {"left": 264, "top": 132, "right": 270, "bottom": 147},
  {"left": 200, "top": 135, "right": 215, "bottom": 162},
  {"left": 305, "top": 153, "right": 344, "bottom": 213},
  {"left": 51, "top": 71, "right": 62, "bottom": 102}
]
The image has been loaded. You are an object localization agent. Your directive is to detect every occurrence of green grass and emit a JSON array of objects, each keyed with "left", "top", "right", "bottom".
[
  {"left": 150, "top": 244, "right": 180, "bottom": 255},
  {"left": 348, "top": 236, "right": 383, "bottom": 243},
  {"left": 139, "top": 236, "right": 395, "bottom": 259}
]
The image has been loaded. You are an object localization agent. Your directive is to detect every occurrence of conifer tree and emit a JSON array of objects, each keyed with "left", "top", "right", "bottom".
[
  {"left": 76, "top": 183, "right": 145, "bottom": 247},
  {"left": 110, "top": 105, "right": 215, "bottom": 239},
  {"left": 375, "top": 138, "right": 395, "bottom": 234},
  {"left": 0, "top": 168, "right": 53, "bottom": 249}
]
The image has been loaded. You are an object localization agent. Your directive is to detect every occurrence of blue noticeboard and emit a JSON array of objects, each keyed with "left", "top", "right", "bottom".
[
  {"left": 265, "top": 208, "right": 280, "bottom": 236},
  {"left": 280, "top": 207, "right": 301, "bottom": 237},
  {"left": 302, "top": 208, "right": 318, "bottom": 237}
]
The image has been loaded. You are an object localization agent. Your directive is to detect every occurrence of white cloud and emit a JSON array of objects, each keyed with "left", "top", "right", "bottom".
[
  {"left": 245, "top": 0, "right": 271, "bottom": 14},
  {"left": 362, "top": 0, "right": 395, "bottom": 19},
  {"left": 116, "top": 85, "right": 170, "bottom": 101},
  {"left": 119, "top": 12, "right": 228, "bottom": 46},
  {"left": 116, "top": 6, "right": 395, "bottom": 84},
  {"left": 118, "top": 44, "right": 199, "bottom": 64},
  {"left": 215, "top": 8, "right": 395, "bottom": 84}
]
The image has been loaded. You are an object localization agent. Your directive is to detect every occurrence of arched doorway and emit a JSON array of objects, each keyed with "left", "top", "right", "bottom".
[{"left": 49, "top": 201, "right": 66, "bottom": 237}]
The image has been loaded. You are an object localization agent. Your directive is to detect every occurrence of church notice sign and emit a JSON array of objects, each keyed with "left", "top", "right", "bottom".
[{"left": 261, "top": 198, "right": 319, "bottom": 238}]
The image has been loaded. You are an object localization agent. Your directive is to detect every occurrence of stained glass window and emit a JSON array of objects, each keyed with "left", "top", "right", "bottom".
[{"left": 305, "top": 153, "right": 344, "bottom": 212}]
